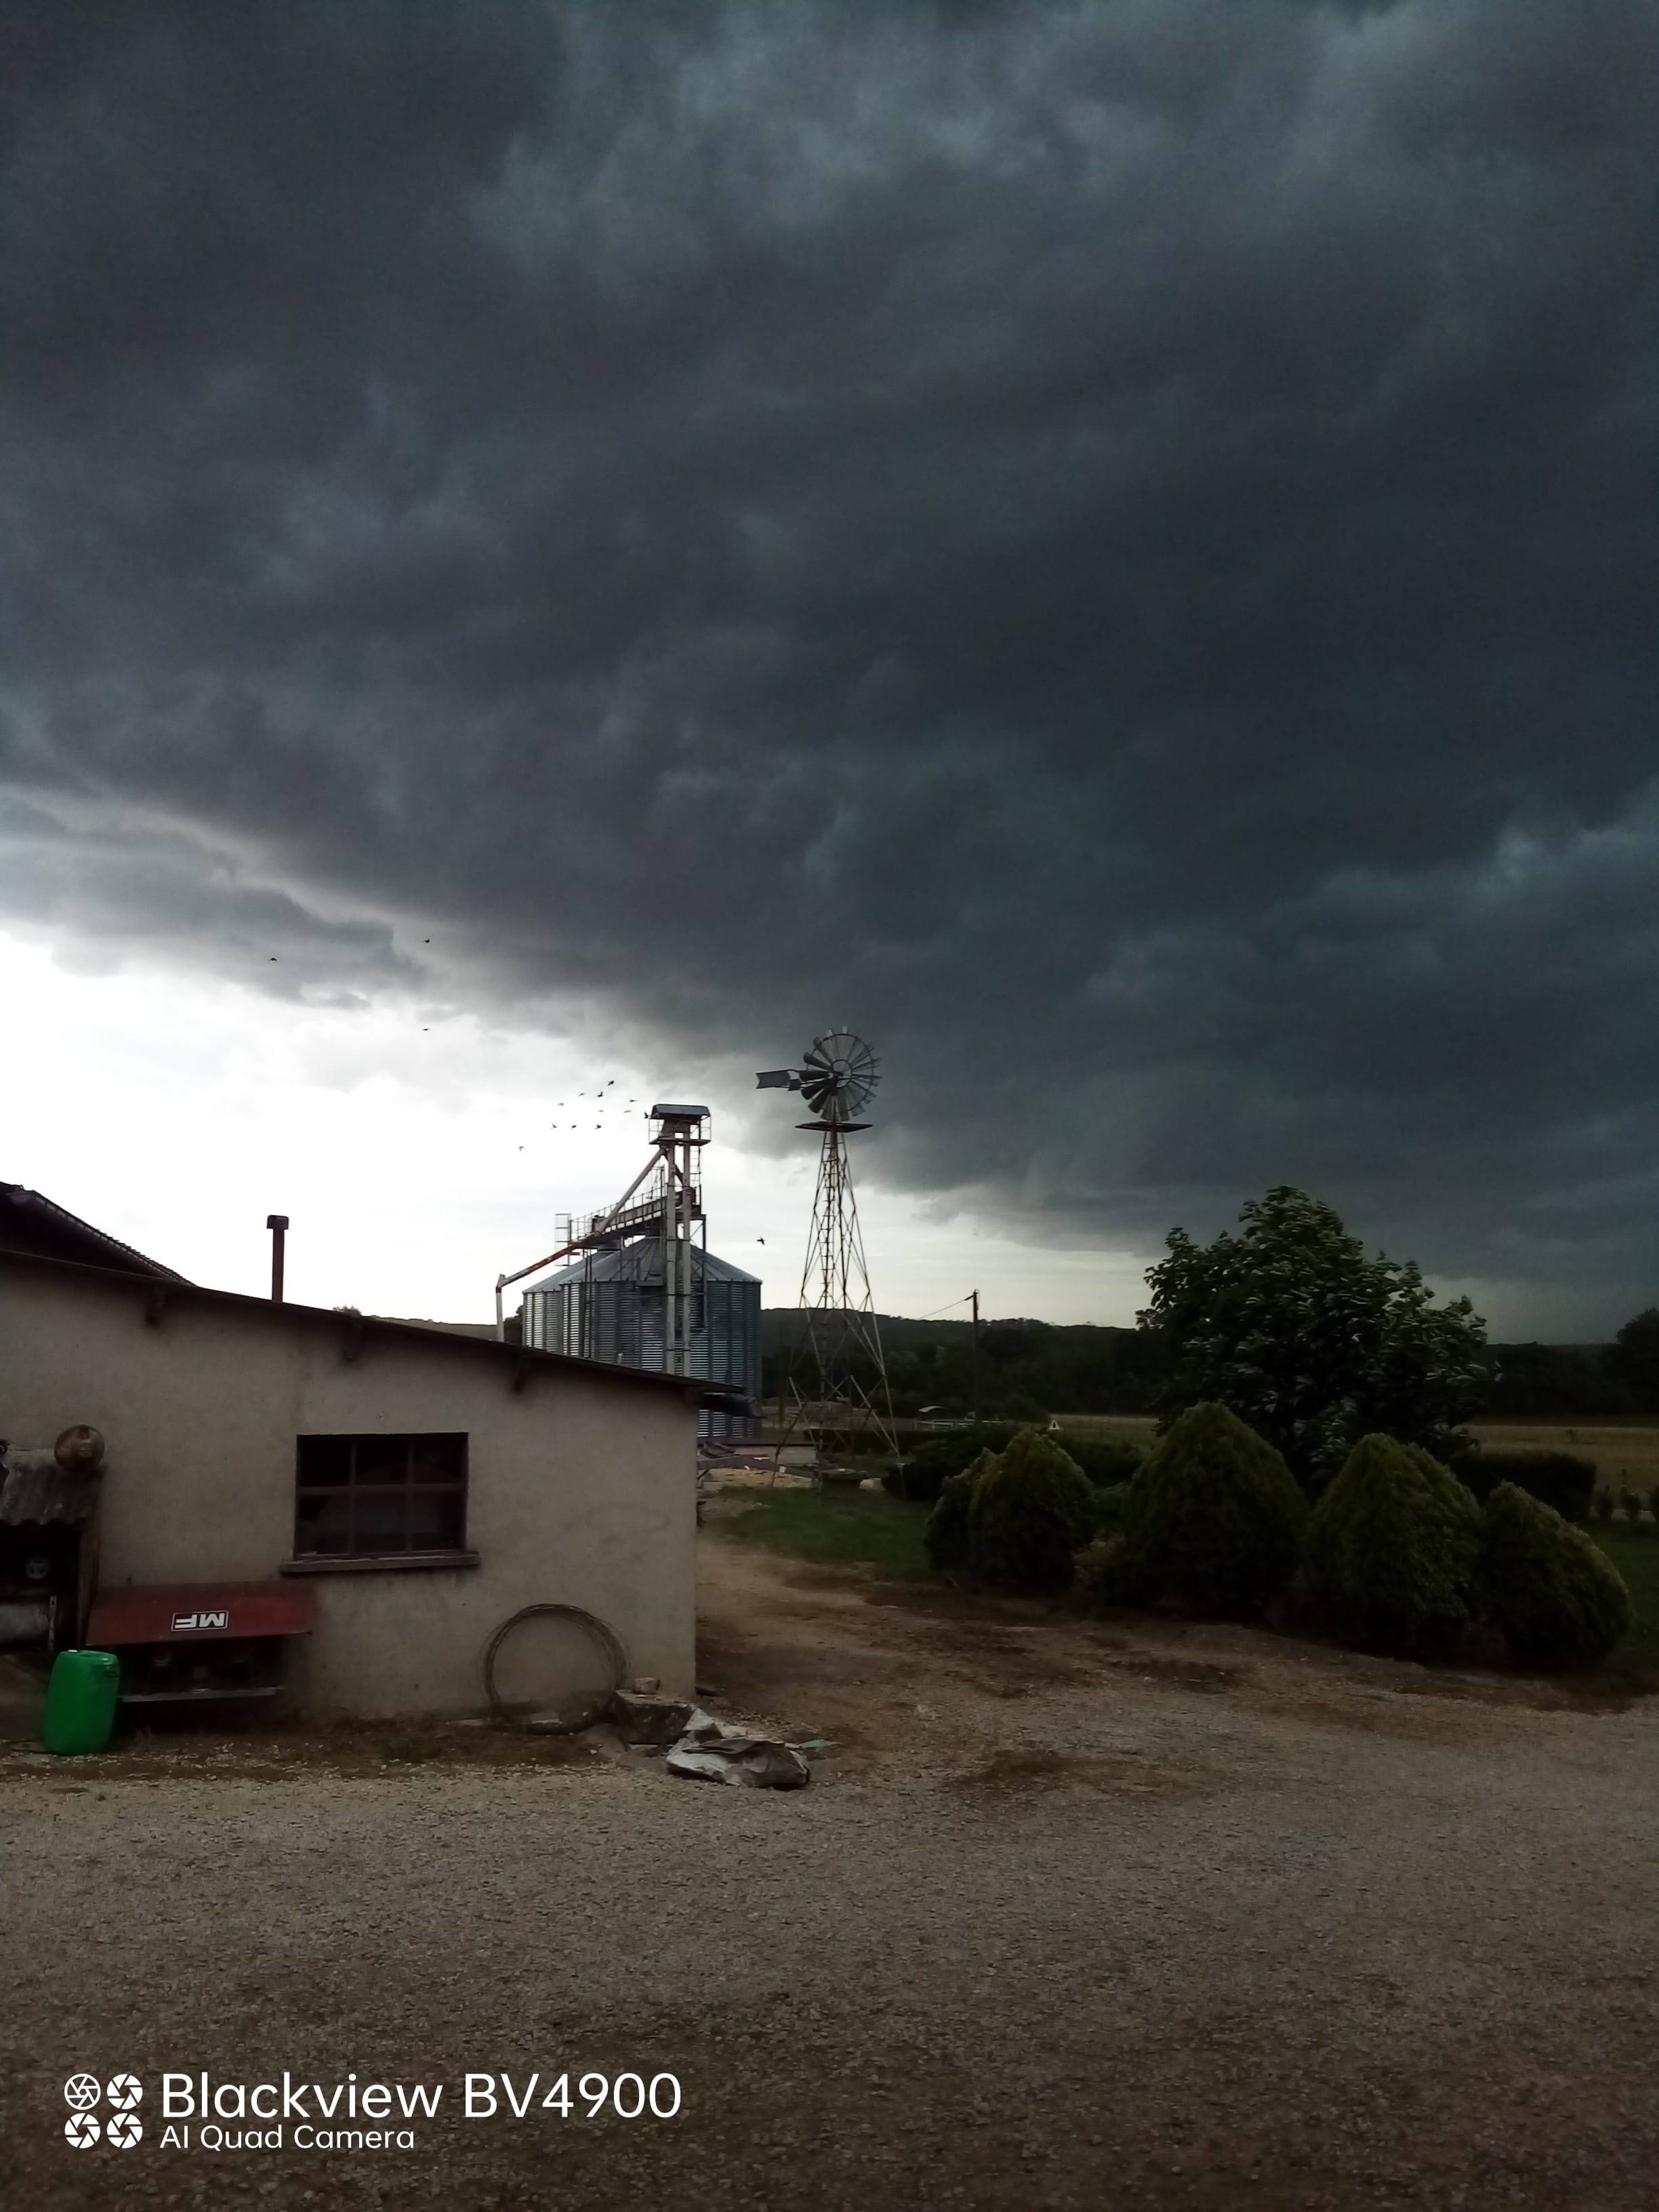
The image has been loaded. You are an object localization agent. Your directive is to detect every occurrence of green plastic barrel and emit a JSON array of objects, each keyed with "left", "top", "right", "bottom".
[{"left": 42, "top": 1649, "right": 121, "bottom": 1755}]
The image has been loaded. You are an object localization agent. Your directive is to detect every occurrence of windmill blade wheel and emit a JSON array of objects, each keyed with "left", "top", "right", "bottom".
[{"left": 803, "top": 1028, "right": 880, "bottom": 1122}]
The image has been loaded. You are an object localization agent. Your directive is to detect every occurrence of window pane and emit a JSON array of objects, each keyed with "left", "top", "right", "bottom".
[
  {"left": 297, "top": 1436, "right": 352, "bottom": 1488},
  {"left": 405, "top": 1490, "right": 466, "bottom": 1551},
  {"left": 295, "top": 1492, "right": 351, "bottom": 1555},
  {"left": 352, "top": 1492, "right": 412, "bottom": 1551},
  {"left": 408, "top": 1437, "right": 465, "bottom": 1483},
  {"left": 353, "top": 1437, "right": 410, "bottom": 1485}
]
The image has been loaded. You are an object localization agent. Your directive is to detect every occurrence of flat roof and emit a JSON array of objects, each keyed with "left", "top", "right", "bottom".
[{"left": 0, "top": 1246, "right": 749, "bottom": 1410}]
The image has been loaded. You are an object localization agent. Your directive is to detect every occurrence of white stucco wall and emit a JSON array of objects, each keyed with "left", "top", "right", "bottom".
[{"left": 0, "top": 1256, "right": 698, "bottom": 1715}]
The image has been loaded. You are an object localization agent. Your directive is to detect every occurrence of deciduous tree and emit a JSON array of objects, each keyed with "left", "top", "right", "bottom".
[{"left": 1138, "top": 1186, "right": 1487, "bottom": 1487}]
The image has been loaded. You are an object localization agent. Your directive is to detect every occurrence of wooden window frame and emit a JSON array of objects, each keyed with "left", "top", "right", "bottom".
[{"left": 292, "top": 1433, "right": 468, "bottom": 1562}]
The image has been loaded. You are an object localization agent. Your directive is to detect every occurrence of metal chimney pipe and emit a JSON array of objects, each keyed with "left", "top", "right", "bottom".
[{"left": 266, "top": 1214, "right": 289, "bottom": 1303}]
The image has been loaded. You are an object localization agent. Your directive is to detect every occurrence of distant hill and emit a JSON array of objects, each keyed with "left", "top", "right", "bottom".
[
  {"left": 761, "top": 1309, "right": 1654, "bottom": 1420},
  {"left": 384, "top": 1316, "right": 519, "bottom": 1343},
  {"left": 390, "top": 1307, "right": 1653, "bottom": 1418},
  {"left": 762, "top": 1308, "right": 1168, "bottom": 1417}
]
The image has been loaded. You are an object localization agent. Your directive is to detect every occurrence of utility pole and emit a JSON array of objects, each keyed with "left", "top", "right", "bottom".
[{"left": 970, "top": 1288, "right": 981, "bottom": 1417}]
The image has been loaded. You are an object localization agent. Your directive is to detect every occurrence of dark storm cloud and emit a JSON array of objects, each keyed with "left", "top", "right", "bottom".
[{"left": 2, "top": 0, "right": 1656, "bottom": 1328}]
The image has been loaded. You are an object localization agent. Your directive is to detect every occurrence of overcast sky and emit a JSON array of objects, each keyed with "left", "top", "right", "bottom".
[{"left": 3, "top": 1, "right": 1655, "bottom": 1335}]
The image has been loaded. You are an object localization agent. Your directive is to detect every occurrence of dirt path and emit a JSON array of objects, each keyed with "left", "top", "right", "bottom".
[
  {"left": 3, "top": 1537, "right": 1657, "bottom": 2211},
  {"left": 698, "top": 1514, "right": 1639, "bottom": 1768}
]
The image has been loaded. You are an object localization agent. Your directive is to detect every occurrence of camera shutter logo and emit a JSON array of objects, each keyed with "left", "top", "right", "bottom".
[
  {"left": 108, "top": 2112, "right": 143, "bottom": 2149},
  {"left": 64, "top": 2114, "right": 102, "bottom": 2148},
  {"left": 63, "top": 2074, "right": 101, "bottom": 2112},
  {"left": 106, "top": 2074, "right": 142, "bottom": 2112}
]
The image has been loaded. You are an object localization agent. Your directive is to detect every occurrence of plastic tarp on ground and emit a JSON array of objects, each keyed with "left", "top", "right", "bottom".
[{"left": 663, "top": 1708, "right": 810, "bottom": 1789}]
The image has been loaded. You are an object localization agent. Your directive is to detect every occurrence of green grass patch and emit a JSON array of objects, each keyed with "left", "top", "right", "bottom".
[
  {"left": 1587, "top": 1526, "right": 1659, "bottom": 1678},
  {"left": 711, "top": 1485, "right": 934, "bottom": 1579}
]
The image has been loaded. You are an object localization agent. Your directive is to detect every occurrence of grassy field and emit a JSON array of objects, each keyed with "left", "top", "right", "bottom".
[
  {"left": 709, "top": 1484, "right": 933, "bottom": 1578},
  {"left": 1587, "top": 1526, "right": 1659, "bottom": 1678},
  {"left": 1047, "top": 1414, "right": 1160, "bottom": 1446},
  {"left": 1471, "top": 1420, "right": 1659, "bottom": 1487},
  {"left": 709, "top": 1464, "right": 1659, "bottom": 1684}
]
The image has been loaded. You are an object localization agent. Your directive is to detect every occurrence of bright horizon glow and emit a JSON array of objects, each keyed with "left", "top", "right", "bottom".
[{"left": 1, "top": 930, "right": 1153, "bottom": 1329}]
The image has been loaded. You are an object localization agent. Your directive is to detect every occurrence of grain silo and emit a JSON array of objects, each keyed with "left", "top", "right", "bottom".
[
  {"left": 500, "top": 1104, "right": 760, "bottom": 1439},
  {"left": 520, "top": 1235, "right": 760, "bottom": 1439}
]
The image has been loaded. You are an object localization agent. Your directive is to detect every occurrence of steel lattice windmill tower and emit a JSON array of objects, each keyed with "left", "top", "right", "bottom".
[{"left": 757, "top": 1029, "right": 898, "bottom": 1459}]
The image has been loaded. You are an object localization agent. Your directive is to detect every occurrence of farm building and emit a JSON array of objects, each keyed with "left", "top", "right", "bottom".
[
  {"left": 520, "top": 1234, "right": 761, "bottom": 1439},
  {"left": 0, "top": 1193, "right": 728, "bottom": 1719}
]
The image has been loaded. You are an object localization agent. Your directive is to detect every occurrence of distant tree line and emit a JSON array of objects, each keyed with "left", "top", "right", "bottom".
[
  {"left": 760, "top": 1300, "right": 1659, "bottom": 1423},
  {"left": 760, "top": 1309, "right": 1170, "bottom": 1422},
  {"left": 1480, "top": 1311, "right": 1659, "bottom": 1417}
]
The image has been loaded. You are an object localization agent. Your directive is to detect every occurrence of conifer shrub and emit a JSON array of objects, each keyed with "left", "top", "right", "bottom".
[
  {"left": 1400, "top": 1440, "right": 1477, "bottom": 1502},
  {"left": 1072, "top": 1531, "right": 1152, "bottom": 1611},
  {"left": 1481, "top": 1482, "right": 1632, "bottom": 1670},
  {"left": 1303, "top": 1433, "right": 1482, "bottom": 1659},
  {"left": 886, "top": 1424, "right": 1019, "bottom": 1502},
  {"left": 1120, "top": 1401, "right": 1307, "bottom": 1619},
  {"left": 1453, "top": 1448, "right": 1595, "bottom": 1523},
  {"left": 922, "top": 1449, "right": 998, "bottom": 1572},
  {"left": 1055, "top": 1435, "right": 1145, "bottom": 1487},
  {"left": 1089, "top": 1481, "right": 1134, "bottom": 1534},
  {"left": 964, "top": 1429, "right": 1097, "bottom": 1594}
]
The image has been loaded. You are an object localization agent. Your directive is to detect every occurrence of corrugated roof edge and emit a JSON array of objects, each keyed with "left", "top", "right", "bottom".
[
  {"left": 0, "top": 1183, "right": 190, "bottom": 1284},
  {"left": 0, "top": 1246, "right": 747, "bottom": 1409}
]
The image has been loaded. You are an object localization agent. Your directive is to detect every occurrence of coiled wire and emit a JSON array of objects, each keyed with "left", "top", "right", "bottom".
[{"left": 483, "top": 1603, "right": 629, "bottom": 1734}]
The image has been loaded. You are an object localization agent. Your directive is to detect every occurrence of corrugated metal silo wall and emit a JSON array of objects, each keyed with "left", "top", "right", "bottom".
[
  {"left": 698, "top": 1270, "right": 760, "bottom": 1439},
  {"left": 521, "top": 1261, "right": 758, "bottom": 1437}
]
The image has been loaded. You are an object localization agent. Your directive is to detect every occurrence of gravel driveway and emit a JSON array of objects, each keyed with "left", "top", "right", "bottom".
[{"left": 3, "top": 1532, "right": 1658, "bottom": 2211}]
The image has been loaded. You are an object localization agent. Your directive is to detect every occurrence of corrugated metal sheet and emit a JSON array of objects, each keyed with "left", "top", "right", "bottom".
[
  {"left": 520, "top": 1235, "right": 761, "bottom": 1437},
  {"left": 0, "top": 1452, "right": 101, "bottom": 1528},
  {"left": 0, "top": 1183, "right": 187, "bottom": 1281}
]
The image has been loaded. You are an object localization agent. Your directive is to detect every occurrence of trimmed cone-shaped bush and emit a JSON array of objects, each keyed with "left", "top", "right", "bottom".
[
  {"left": 1482, "top": 1481, "right": 1632, "bottom": 1671},
  {"left": 1089, "top": 1481, "right": 1134, "bottom": 1534},
  {"left": 1057, "top": 1436, "right": 1146, "bottom": 1488},
  {"left": 1304, "top": 1433, "right": 1481, "bottom": 1658},
  {"left": 924, "top": 1449, "right": 998, "bottom": 1572},
  {"left": 965, "top": 1429, "right": 1097, "bottom": 1593},
  {"left": 1073, "top": 1531, "right": 1152, "bottom": 1611},
  {"left": 1124, "top": 1402, "right": 1307, "bottom": 1618},
  {"left": 886, "top": 1423, "right": 1021, "bottom": 1501},
  {"left": 1453, "top": 1447, "right": 1596, "bottom": 1523}
]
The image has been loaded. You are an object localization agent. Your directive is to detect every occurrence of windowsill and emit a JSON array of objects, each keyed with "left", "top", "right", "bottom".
[{"left": 279, "top": 1551, "right": 481, "bottom": 1576}]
